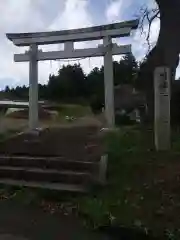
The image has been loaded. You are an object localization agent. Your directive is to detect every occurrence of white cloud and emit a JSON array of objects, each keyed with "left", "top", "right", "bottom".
[
  {"left": 0, "top": 0, "right": 31, "bottom": 31},
  {"left": 105, "top": 0, "right": 133, "bottom": 23},
  {"left": 106, "top": 0, "right": 123, "bottom": 22},
  {"left": 0, "top": 0, "right": 46, "bottom": 33},
  {"left": 50, "top": 0, "right": 91, "bottom": 30},
  {"left": 0, "top": 0, "right": 57, "bottom": 88}
]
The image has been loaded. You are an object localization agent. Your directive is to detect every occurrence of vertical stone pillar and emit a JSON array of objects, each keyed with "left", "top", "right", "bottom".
[
  {"left": 103, "top": 36, "right": 115, "bottom": 128},
  {"left": 29, "top": 44, "right": 38, "bottom": 130},
  {"left": 64, "top": 42, "right": 74, "bottom": 53},
  {"left": 154, "top": 67, "right": 171, "bottom": 150}
]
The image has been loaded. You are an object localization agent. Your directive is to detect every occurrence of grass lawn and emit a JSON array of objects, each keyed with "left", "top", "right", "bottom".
[
  {"left": 1, "top": 126, "right": 180, "bottom": 239},
  {"left": 75, "top": 126, "right": 180, "bottom": 239},
  {"left": 57, "top": 104, "right": 92, "bottom": 119}
]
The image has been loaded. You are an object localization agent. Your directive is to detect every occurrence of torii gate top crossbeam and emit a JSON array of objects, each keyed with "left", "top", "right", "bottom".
[{"left": 6, "top": 19, "right": 139, "bottom": 46}]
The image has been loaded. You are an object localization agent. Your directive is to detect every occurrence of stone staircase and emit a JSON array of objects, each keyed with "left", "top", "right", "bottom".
[
  {"left": 0, "top": 126, "right": 107, "bottom": 192},
  {"left": 0, "top": 155, "right": 107, "bottom": 192}
]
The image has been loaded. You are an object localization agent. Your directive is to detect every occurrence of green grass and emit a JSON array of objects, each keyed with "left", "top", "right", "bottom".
[
  {"left": 57, "top": 104, "right": 92, "bottom": 119},
  {"left": 77, "top": 128, "right": 154, "bottom": 226},
  {"left": 76, "top": 127, "right": 180, "bottom": 238}
]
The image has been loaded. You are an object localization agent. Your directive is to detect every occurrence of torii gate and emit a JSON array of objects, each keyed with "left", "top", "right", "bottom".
[{"left": 6, "top": 19, "right": 138, "bottom": 130}]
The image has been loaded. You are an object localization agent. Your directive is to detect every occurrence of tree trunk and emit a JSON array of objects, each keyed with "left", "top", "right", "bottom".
[{"left": 141, "top": 0, "right": 180, "bottom": 121}]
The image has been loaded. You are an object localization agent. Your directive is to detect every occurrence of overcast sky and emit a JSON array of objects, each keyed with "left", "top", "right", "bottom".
[{"left": 0, "top": 0, "right": 164, "bottom": 89}]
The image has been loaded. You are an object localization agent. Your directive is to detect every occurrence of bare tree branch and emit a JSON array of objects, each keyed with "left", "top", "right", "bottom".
[
  {"left": 138, "top": 6, "right": 160, "bottom": 53},
  {"left": 146, "top": 10, "right": 160, "bottom": 51}
]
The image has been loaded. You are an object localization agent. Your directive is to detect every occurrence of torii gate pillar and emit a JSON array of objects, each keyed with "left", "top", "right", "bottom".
[
  {"left": 104, "top": 36, "right": 115, "bottom": 127},
  {"left": 29, "top": 44, "right": 38, "bottom": 129}
]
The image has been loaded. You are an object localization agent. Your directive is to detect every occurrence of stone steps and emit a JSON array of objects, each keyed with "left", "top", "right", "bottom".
[
  {"left": 0, "top": 179, "right": 86, "bottom": 192},
  {"left": 0, "top": 155, "right": 107, "bottom": 192},
  {"left": 0, "top": 156, "right": 99, "bottom": 173},
  {"left": 0, "top": 166, "right": 93, "bottom": 184},
  {"left": 0, "top": 127, "right": 107, "bottom": 192}
]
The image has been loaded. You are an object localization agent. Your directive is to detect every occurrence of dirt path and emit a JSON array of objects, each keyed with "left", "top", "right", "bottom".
[{"left": 0, "top": 200, "right": 106, "bottom": 240}]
